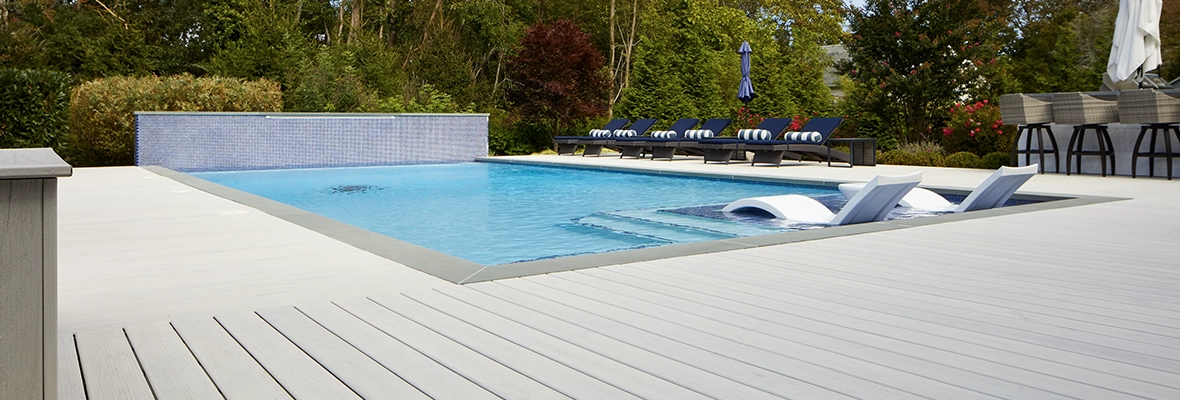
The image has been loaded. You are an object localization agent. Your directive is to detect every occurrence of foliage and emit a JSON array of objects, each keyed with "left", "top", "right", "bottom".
[
  {"left": 914, "top": 151, "right": 945, "bottom": 167},
  {"left": 940, "top": 99, "right": 1016, "bottom": 156},
  {"left": 0, "top": 69, "right": 72, "bottom": 151},
  {"left": 943, "top": 151, "right": 982, "bottom": 168},
  {"left": 840, "top": 0, "right": 1009, "bottom": 144},
  {"left": 898, "top": 141, "right": 944, "bottom": 155},
  {"left": 978, "top": 151, "right": 1012, "bottom": 169},
  {"left": 1162, "top": 0, "right": 1180, "bottom": 81},
  {"left": 1004, "top": 2, "right": 1101, "bottom": 93},
  {"left": 67, "top": 74, "right": 282, "bottom": 166},
  {"left": 505, "top": 19, "right": 609, "bottom": 133},
  {"left": 877, "top": 149, "right": 923, "bottom": 166},
  {"left": 618, "top": 0, "right": 832, "bottom": 134}
]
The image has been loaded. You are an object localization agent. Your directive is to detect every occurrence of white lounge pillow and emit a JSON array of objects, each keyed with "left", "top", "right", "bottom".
[
  {"left": 782, "top": 131, "right": 823, "bottom": 143},
  {"left": 649, "top": 130, "right": 678, "bottom": 138},
  {"left": 588, "top": 129, "right": 612, "bottom": 137},
  {"left": 613, "top": 129, "right": 638, "bottom": 137},
  {"left": 737, "top": 129, "right": 772, "bottom": 140},
  {"left": 683, "top": 129, "right": 716, "bottom": 139}
]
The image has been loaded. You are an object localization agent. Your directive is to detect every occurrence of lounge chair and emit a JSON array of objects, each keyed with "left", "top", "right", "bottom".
[
  {"left": 693, "top": 118, "right": 793, "bottom": 164},
  {"left": 722, "top": 172, "right": 922, "bottom": 225},
  {"left": 742, "top": 117, "right": 845, "bottom": 166},
  {"left": 641, "top": 118, "right": 734, "bottom": 161},
  {"left": 837, "top": 165, "right": 1037, "bottom": 213},
  {"left": 612, "top": 118, "right": 699, "bottom": 158},
  {"left": 553, "top": 118, "right": 630, "bottom": 156}
]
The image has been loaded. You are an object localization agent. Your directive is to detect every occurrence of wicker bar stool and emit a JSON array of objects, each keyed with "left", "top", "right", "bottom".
[
  {"left": 1053, "top": 92, "right": 1119, "bottom": 176},
  {"left": 1000, "top": 93, "right": 1058, "bottom": 173},
  {"left": 1119, "top": 89, "right": 1180, "bottom": 179}
]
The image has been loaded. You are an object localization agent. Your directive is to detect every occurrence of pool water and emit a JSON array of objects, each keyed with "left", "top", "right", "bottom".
[{"left": 193, "top": 163, "right": 843, "bottom": 265}]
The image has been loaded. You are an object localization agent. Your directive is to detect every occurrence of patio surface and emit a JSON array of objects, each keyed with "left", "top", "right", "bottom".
[{"left": 57, "top": 156, "right": 1180, "bottom": 399}]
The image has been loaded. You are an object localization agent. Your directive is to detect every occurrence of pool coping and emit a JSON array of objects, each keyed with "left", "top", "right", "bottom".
[{"left": 145, "top": 161, "right": 1125, "bottom": 285}]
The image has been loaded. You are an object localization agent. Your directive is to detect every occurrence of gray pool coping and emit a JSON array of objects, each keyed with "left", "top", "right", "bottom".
[{"left": 146, "top": 162, "right": 1124, "bottom": 285}]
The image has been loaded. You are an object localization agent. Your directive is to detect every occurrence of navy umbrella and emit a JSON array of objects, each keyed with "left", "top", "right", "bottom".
[{"left": 737, "top": 41, "right": 755, "bottom": 104}]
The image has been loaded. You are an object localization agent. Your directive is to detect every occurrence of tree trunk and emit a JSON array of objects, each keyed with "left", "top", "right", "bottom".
[
  {"left": 608, "top": 0, "right": 616, "bottom": 117},
  {"left": 622, "top": 0, "right": 638, "bottom": 97},
  {"left": 337, "top": 2, "right": 345, "bottom": 43},
  {"left": 350, "top": 0, "right": 363, "bottom": 44}
]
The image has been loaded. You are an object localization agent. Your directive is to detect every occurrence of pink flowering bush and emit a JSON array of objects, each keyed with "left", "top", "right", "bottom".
[
  {"left": 939, "top": 99, "right": 1016, "bottom": 157},
  {"left": 734, "top": 106, "right": 776, "bottom": 133}
]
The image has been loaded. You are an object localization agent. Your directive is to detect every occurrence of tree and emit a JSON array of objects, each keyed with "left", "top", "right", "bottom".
[
  {"left": 505, "top": 19, "right": 609, "bottom": 134},
  {"left": 840, "top": 0, "right": 1008, "bottom": 144}
]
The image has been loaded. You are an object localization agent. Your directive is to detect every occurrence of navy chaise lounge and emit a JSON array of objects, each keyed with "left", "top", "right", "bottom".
[
  {"left": 612, "top": 118, "right": 700, "bottom": 158},
  {"left": 553, "top": 118, "right": 629, "bottom": 156}
]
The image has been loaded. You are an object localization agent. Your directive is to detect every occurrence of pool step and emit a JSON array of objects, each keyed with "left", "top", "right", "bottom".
[
  {"left": 605, "top": 209, "right": 787, "bottom": 237},
  {"left": 572, "top": 213, "right": 737, "bottom": 243}
]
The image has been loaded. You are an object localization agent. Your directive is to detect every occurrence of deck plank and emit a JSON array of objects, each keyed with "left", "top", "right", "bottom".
[
  {"left": 401, "top": 289, "right": 708, "bottom": 399},
  {"left": 295, "top": 302, "right": 499, "bottom": 400},
  {"left": 694, "top": 252, "right": 1180, "bottom": 357},
  {"left": 74, "top": 328, "right": 154, "bottom": 400},
  {"left": 255, "top": 306, "right": 429, "bottom": 400},
  {"left": 332, "top": 297, "right": 569, "bottom": 399},
  {"left": 496, "top": 277, "right": 996, "bottom": 399},
  {"left": 57, "top": 334, "right": 87, "bottom": 400},
  {"left": 436, "top": 285, "right": 795, "bottom": 399},
  {"left": 170, "top": 317, "right": 292, "bottom": 400},
  {"left": 645, "top": 260, "right": 1180, "bottom": 373},
  {"left": 728, "top": 249, "right": 1180, "bottom": 333},
  {"left": 566, "top": 268, "right": 1179, "bottom": 399},
  {"left": 369, "top": 293, "right": 640, "bottom": 399},
  {"left": 602, "top": 266, "right": 1180, "bottom": 397},
  {"left": 214, "top": 312, "right": 361, "bottom": 400},
  {"left": 474, "top": 281, "right": 862, "bottom": 399},
  {"left": 124, "top": 322, "right": 224, "bottom": 399}
]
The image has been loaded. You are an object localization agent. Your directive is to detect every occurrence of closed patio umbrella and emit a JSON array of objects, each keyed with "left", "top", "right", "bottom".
[
  {"left": 1107, "top": 0, "right": 1162, "bottom": 83},
  {"left": 738, "top": 41, "right": 755, "bottom": 104}
]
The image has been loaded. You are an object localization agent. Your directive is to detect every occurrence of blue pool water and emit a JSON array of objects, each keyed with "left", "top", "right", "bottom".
[{"left": 193, "top": 162, "right": 843, "bottom": 265}]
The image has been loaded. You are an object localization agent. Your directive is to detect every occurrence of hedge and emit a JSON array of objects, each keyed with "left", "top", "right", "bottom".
[
  {"left": 0, "top": 69, "right": 72, "bottom": 151},
  {"left": 68, "top": 74, "right": 282, "bottom": 166}
]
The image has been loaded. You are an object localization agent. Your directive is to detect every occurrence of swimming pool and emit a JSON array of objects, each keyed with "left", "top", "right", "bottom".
[{"left": 192, "top": 162, "right": 850, "bottom": 265}]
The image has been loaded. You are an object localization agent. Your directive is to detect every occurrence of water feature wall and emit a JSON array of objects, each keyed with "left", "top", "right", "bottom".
[{"left": 135, "top": 112, "right": 489, "bottom": 172}]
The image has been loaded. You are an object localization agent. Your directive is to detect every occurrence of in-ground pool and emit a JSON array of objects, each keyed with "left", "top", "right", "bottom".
[{"left": 192, "top": 162, "right": 928, "bottom": 265}]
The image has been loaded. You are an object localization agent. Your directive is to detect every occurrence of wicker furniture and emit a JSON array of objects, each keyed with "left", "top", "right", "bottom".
[
  {"left": 1000, "top": 93, "right": 1059, "bottom": 173},
  {"left": 1052, "top": 92, "right": 1119, "bottom": 176},
  {"left": 1119, "top": 89, "right": 1180, "bottom": 179}
]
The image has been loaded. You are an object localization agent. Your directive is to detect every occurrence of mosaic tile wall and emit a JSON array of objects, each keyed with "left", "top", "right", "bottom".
[{"left": 136, "top": 112, "right": 489, "bottom": 172}]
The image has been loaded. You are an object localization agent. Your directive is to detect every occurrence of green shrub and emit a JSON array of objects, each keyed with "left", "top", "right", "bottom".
[
  {"left": 940, "top": 100, "right": 1018, "bottom": 156},
  {"left": 943, "top": 151, "right": 982, "bottom": 168},
  {"left": 68, "top": 74, "right": 281, "bottom": 166},
  {"left": 976, "top": 151, "right": 1013, "bottom": 169},
  {"left": 0, "top": 69, "right": 72, "bottom": 151},
  {"left": 878, "top": 149, "right": 922, "bottom": 165},
  {"left": 898, "top": 141, "right": 945, "bottom": 155},
  {"left": 915, "top": 151, "right": 945, "bottom": 167}
]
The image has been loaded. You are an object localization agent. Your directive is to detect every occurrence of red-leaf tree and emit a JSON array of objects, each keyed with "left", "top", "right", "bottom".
[{"left": 506, "top": 19, "right": 609, "bottom": 134}]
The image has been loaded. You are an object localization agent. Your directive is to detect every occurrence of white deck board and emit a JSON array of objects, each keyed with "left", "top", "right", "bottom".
[
  {"left": 435, "top": 285, "right": 790, "bottom": 399},
  {"left": 369, "top": 293, "right": 642, "bottom": 399},
  {"left": 214, "top": 312, "right": 361, "bottom": 399},
  {"left": 294, "top": 302, "right": 500, "bottom": 400},
  {"left": 74, "top": 328, "right": 155, "bottom": 400},
  {"left": 574, "top": 267, "right": 1180, "bottom": 399},
  {"left": 496, "top": 277, "right": 993, "bottom": 399},
  {"left": 332, "top": 297, "right": 570, "bottom": 399},
  {"left": 402, "top": 289, "right": 710, "bottom": 400},
  {"left": 474, "top": 281, "right": 855, "bottom": 398},
  {"left": 601, "top": 266, "right": 1180, "bottom": 396},
  {"left": 124, "top": 322, "right": 224, "bottom": 399},
  {"left": 170, "top": 317, "right": 292, "bottom": 400},
  {"left": 652, "top": 259, "right": 1180, "bottom": 372},
  {"left": 57, "top": 335, "right": 87, "bottom": 400},
  {"left": 59, "top": 161, "right": 1180, "bottom": 399},
  {"left": 254, "top": 306, "right": 429, "bottom": 400}
]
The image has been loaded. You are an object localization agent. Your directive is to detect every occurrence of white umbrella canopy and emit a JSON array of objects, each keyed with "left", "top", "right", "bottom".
[{"left": 1107, "top": 0, "right": 1163, "bottom": 83}]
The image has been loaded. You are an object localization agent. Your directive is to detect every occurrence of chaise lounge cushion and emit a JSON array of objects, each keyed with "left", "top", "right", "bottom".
[
  {"left": 780, "top": 131, "right": 823, "bottom": 143},
  {"left": 683, "top": 130, "right": 717, "bottom": 139},
  {"left": 737, "top": 129, "right": 773, "bottom": 140},
  {"left": 649, "top": 130, "right": 679, "bottom": 138},
  {"left": 613, "top": 129, "right": 638, "bottom": 137}
]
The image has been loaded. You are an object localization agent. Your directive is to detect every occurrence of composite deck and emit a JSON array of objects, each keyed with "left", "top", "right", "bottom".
[{"left": 57, "top": 157, "right": 1180, "bottom": 399}]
